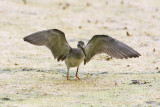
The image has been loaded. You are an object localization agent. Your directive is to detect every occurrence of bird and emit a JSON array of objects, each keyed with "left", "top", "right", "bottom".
[{"left": 23, "top": 29, "right": 141, "bottom": 80}]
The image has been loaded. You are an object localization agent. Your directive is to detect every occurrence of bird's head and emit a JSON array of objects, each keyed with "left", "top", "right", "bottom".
[
  {"left": 77, "top": 41, "right": 85, "bottom": 48},
  {"left": 77, "top": 41, "right": 86, "bottom": 56}
]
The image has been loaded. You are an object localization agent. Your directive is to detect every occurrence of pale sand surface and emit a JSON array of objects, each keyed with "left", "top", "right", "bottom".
[{"left": 0, "top": 0, "right": 160, "bottom": 106}]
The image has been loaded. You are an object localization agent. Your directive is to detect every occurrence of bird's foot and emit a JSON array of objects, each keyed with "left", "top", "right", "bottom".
[
  {"left": 76, "top": 75, "right": 81, "bottom": 80},
  {"left": 67, "top": 76, "right": 69, "bottom": 80}
]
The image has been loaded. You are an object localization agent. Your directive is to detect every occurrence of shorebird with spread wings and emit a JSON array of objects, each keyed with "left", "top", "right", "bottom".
[{"left": 24, "top": 29, "right": 140, "bottom": 80}]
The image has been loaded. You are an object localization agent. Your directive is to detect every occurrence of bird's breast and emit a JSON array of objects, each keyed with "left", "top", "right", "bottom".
[{"left": 65, "top": 49, "right": 85, "bottom": 67}]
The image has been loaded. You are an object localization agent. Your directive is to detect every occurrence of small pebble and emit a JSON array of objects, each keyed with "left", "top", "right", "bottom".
[
  {"left": 103, "top": 26, "right": 108, "bottom": 29},
  {"left": 106, "top": 57, "right": 112, "bottom": 61},
  {"left": 100, "top": 72, "right": 108, "bottom": 74},
  {"left": 123, "top": 27, "right": 128, "bottom": 30},
  {"left": 121, "top": 1, "right": 124, "bottom": 4},
  {"left": 126, "top": 31, "right": 131, "bottom": 36},
  {"left": 78, "top": 26, "right": 82, "bottom": 29},
  {"left": 146, "top": 101, "right": 155, "bottom": 104},
  {"left": 66, "top": 3, "right": 70, "bottom": 7},
  {"left": 86, "top": 3, "right": 90, "bottom": 7},
  {"left": 114, "top": 81, "right": 118, "bottom": 86},
  {"left": 132, "top": 80, "right": 140, "bottom": 84},
  {"left": 22, "top": 68, "right": 34, "bottom": 71},
  {"left": 1, "top": 97, "right": 10, "bottom": 101},
  {"left": 87, "top": 20, "right": 91, "bottom": 23},
  {"left": 15, "top": 63, "right": 19, "bottom": 66},
  {"left": 153, "top": 48, "right": 156, "bottom": 52},
  {"left": 155, "top": 67, "right": 159, "bottom": 70}
]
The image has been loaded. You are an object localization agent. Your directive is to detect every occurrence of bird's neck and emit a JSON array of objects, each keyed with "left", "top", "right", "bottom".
[
  {"left": 78, "top": 47, "right": 82, "bottom": 50},
  {"left": 77, "top": 47, "right": 83, "bottom": 51},
  {"left": 78, "top": 47, "right": 86, "bottom": 57}
]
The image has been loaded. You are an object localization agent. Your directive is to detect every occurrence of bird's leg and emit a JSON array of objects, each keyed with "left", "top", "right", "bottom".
[
  {"left": 67, "top": 67, "right": 70, "bottom": 80},
  {"left": 76, "top": 66, "right": 80, "bottom": 80}
]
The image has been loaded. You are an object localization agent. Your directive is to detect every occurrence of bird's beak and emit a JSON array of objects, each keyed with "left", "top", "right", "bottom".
[{"left": 79, "top": 45, "right": 86, "bottom": 57}]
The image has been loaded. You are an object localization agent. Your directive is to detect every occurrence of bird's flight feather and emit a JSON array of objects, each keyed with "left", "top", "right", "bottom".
[
  {"left": 23, "top": 29, "right": 71, "bottom": 61},
  {"left": 84, "top": 35, "right": 141, "bottom": 64},
  {"left": 24, "top": 29, "right": 140, "bottom": 65}
]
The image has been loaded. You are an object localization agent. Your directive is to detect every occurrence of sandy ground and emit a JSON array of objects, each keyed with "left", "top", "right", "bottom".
[{"left": 0, "top": 0, "right": 160, "bottom": 106}]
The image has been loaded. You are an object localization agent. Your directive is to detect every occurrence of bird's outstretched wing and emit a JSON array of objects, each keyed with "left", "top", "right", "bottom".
[
  {"left": 84, "top": 35, "right": 141, "bottom": 64},
  {"left": 23, "top": 29, "right": 71, "bottom": 61}
]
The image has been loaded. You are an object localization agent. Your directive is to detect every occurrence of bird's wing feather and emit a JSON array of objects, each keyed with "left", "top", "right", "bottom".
[
  {"left": 23, "top": 29, "right": 71, "bottom": 61},
  {"left": 84, "top": 35, "right": 141, "bottom": 64}
]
